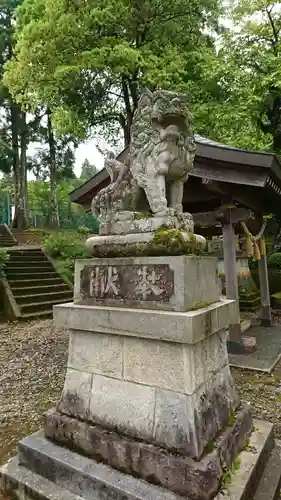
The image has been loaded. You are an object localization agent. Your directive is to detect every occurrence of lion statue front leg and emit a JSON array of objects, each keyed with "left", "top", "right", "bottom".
[{"left": 142, "top": 173, "right": 170, "bottom": 217}]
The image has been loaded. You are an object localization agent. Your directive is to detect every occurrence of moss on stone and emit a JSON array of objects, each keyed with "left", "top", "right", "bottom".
[
  {"left": 227, "top": 411, "right": 237, "bottom": 427},
  {"left": 153, "top": 227, "right": 200, "bottom": 256},
  {"left": 191, "top": 301, "right": 216, "bottom": 311},
  {"left": 133, "top": 213, "right": 151, "bottom": 220},
  {"left": 204, "top": 439, "right": 216, "bottom": 454},
  {"left": 91, "top": 229, "right": 202, "bottom": 258}
]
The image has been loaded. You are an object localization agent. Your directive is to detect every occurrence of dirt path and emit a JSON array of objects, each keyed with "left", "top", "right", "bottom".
[{"left": 1, "top": 318, "right": 281, "bottom": 499}]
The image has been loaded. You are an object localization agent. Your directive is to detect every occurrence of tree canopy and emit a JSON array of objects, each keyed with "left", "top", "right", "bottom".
[
  {"left": 193, "top": 1, "right": 281, "bottom": 154},
  {"left": 4, "top": 0, "right": 220, "bottom": 145}
]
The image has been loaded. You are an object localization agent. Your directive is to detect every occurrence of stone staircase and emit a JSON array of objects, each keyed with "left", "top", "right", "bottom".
[
  {"left": 2, "top": 248, "right": 73, "bottom": 320},
  {"left": 0, "top": 223, "right": 17, "bottom": 247}
]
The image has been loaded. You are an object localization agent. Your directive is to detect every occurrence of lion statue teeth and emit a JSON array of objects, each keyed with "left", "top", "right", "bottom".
[{"left": 92, "top": 89, "right": 196, "bottom": 236}]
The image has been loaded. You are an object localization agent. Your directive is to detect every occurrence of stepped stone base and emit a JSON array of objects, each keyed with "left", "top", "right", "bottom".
[{"left": 1, "top": 420, "right": 281, "bottom": 500}]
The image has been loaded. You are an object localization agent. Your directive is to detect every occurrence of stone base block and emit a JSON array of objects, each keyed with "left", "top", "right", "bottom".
[
  {"left": 75, "top": 255, "right": 221, "bottom": 312},
  {"left": 43, "top": 405, "right": 252, "bottom": 498},
  {"left": 1, "top": 420, "right": 279, "bottom": 500},
  {"left": 54, "top": 298, "right": 239, "bottom": 459}
]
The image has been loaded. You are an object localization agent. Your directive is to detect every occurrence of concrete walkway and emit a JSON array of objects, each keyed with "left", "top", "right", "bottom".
[{"left": 229, "top": 323, "right": 281, "bottom": 373}]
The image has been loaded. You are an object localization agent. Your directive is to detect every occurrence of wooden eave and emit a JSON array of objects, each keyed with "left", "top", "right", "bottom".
[{"left": 69, "top": 139, "right": 281, "bottom": 216}]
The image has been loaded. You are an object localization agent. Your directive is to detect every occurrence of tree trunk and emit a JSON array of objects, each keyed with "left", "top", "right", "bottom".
[
  {"left": 20, "top": 112, "right": 29, "bottom": 226},
  {"left": 121, "top": 79, "right": 134, "bottom": 146},
  {"left": 11, "top": 104, "right": 27, "bottom": 229},
  {"left": 47, "top": 109, "right": 60, "bottom": 227}
]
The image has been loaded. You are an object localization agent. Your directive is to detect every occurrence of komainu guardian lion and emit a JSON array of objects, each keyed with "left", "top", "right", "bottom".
[{"left": 92, "top": 89, "right": 196, "bottom": 232}]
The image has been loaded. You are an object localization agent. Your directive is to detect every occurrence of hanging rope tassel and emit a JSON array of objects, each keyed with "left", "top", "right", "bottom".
[
  {"left": 245, "top": 234, "right": 254, "bottom": 257},
  {"left": 254, "top": 241, "right": 261, "bottom": 261},
  {"left": 260, "top": 237, "right": 266, "bottom": 257},
  {"left": 241, "top": 220, "right": 267, "bottom": 260}
]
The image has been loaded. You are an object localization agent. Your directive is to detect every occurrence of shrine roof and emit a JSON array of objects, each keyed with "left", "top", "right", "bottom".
[{"left": 69, "top": 135, "right": 281, "bottom": 214}]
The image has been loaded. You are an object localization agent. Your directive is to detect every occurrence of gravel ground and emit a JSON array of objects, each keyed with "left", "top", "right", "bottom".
[
  {"left": 1, "top": 318, "right": 281, "bottom": 499},
  {"left": 0, "top": 320, "right": 68, "bottom": 485}
]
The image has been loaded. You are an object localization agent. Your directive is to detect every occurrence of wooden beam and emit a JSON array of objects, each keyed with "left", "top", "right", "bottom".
[
  {"left": 192, "top": 161, "right": 267, "bottom": 187},
  {"left": 193, "top": 207, "right": 252, "bottom": 228},
  {"left": 258, "top": 241, "right": 273, "bottom": 327},
  {"left": 221, "top": 209, "right": 243, "bottom": 353}
]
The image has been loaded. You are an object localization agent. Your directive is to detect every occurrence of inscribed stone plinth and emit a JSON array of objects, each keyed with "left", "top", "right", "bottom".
[{"left": 74, "top": 255, "right": 221, "bottom": 312}]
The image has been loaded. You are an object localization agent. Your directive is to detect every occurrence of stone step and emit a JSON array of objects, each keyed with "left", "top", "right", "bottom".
[
  {"left": 241, "top": 319, "right": 251, "bottom": 334},
  {"left": 19, "top": 297, "right": 73, "bottom": 314},
  {"left": 15, "top": 290, "right": 73, "bottom": 305},
  {"left": 11, "top": 283, "right": 71, "bottom": 295},
  {"left": 0, "top": 240, "right": 16, "bottom": 247},
  {"left": 7, "top": 262, "right": 54, "bottom": 269},
  {"left": 20, "top": 310, "right": 55, "bottom": 320},
  {"left": 6, "top": 271, "right": 59, "bottom": 280},
  {"left": 17, "top": 432, "right": 183, "bottom": 500},
  {"left": 0, "top": 456, "right": 85, "bottom": 500},
  {"left": 253, "top": 441, "right": 281, "bottom": 500},
  {"left": 9, "top": 255, "right": 49, "bottom": 262},
  {"left": 9, "top": 249, "right": 43, "bottom": 255},
  {"left": 9, "top": 277, "right": 66, "bottom": 287},
  {"left": 6, "top": 263, "right": 54, "bottom": 272},
  {"left": 216, "top": 420, "right": 276, "bottom": 500}
]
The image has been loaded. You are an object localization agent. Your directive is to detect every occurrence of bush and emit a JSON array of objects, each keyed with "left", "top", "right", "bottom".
[
  {"left": 78, "top": 225, "right": 90, "bottom": 235},
  {"left": 43, "top": 232, "right": 86, "bottom": 258},
  {"left": 0, "top": 249, "right": 9, "bottom": 279},
  {"left": 44, "top": 232, "right": 89, "bottom": 283},
  {"left": 77, "top": 213, "right": 99, "bottom": 233},
  {"left": 248, "top": 257, "right": 258, "bottom": 270},
  {"left": 268, "top": 253, "right": 281, "bottom": 269}
]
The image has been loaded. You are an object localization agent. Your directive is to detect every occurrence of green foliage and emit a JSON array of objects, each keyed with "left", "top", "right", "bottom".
[
  {"left": 248, "top": 257, "right": 258, "bottom": 270},
  {"left": 196, "top": 0, "right": 281, "bottom": 153},
  {"left": 0, "top": 249, "right": 10, "bottom": 279},
  {"left": 4, "top": 0, "right": 220, "bottom": 144},
  {"left": 44, "top": 231, "right": 89, "bottom": 282},
  {"left": 43, "top": 232, "right": 86, "bottom": 258},
  {"left": 268, "top": 253, "right": 281, "bottom": 269},
  {"left": 80, "top": 159, "right": 98, "bottom": 180},
  {"left": 78, "top": 225, "right": 90, "bottom": 235}
]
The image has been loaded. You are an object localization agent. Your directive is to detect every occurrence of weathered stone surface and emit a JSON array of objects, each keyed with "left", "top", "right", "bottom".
[
  {"left": 57, "top": 368, "right": 92, "bottom": 419},
  {"left": 153, "top": 388, "right": 194, "bottom": 454},
  {"left": 216, "top": 406, "right": 253, "bottom": 469},
  {"left": 53, "top": 363, "right": 239, "bottom": 459},
  {"left": 80, "top": 262, "right": 174, "bottom": 303},
  {"left": 98, "top": 212, "right": 194, "bottom": 236},
  {"left": 44, "top": 412, "right": 222, "bottom": 500},
  {"left": 123, "top": 337, "right": 186, "bottom": 392},
  {"left": 86, "top": 230, "right": 206, "bottom": 257},
  {"left": 54, "top": 299, "right": 236, "bottom": 345},
  {"left": 75, "top": 256, "right": 220, "bottom": 312},
  {"left": 68, "top": 330, "right": 123, "bottom": 379},
  {"left": 1, "top": 420, "right": 277, "bottom": 500},
  {"left": 89, "top": 375, "right": 155, "bottom": 441}
]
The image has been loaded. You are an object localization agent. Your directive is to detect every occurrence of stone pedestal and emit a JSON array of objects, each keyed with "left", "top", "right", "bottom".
[{"left": 1, "top": 255, "right": 281, "bottom": 500}]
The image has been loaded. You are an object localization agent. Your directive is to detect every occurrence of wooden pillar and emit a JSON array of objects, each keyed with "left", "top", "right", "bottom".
[
  {"left": 258, "top": 241, "right": 273, "bottom": 327},
  {"left": 222, "top": 209, "right": 243, "bottom": 353}
]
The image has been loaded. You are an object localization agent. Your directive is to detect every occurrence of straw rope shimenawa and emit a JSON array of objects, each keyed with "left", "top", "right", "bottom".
[{"left": 241, "top": 220, "right": 267, "bottom": 260}]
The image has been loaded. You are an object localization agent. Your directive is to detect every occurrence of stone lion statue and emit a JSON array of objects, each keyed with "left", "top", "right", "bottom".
[{"left": 92, "top": 89, "right": 196, "bottom": 233}]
